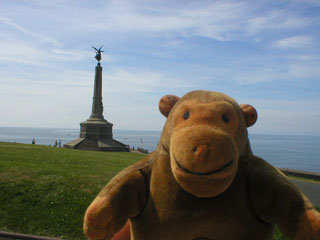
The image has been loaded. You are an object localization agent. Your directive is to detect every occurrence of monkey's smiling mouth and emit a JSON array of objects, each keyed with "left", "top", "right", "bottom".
[{"left": 174, "top": 155, "right": 234, "bottom": 176}]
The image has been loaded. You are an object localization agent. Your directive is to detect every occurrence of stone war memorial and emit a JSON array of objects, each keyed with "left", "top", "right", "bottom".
[{"left": 64, "top": 46, "right": 129, "bottom": 151}]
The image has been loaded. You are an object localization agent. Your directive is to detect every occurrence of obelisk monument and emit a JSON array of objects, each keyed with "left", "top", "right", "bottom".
[{"left": 64, "top": 46, "right": 128, "bottom": 151}]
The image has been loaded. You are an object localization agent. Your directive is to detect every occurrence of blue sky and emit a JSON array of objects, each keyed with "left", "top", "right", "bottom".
[{"left": 0, "top": 0, "right": 319, "bottom": 135}]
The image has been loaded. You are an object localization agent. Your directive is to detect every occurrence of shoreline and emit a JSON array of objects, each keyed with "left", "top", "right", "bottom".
[
  {"left": 1, "top": 141, "right": 320, "bottom": 180},
  {"left": 280, "top": 168, "right": 320, "bottom": 181}
]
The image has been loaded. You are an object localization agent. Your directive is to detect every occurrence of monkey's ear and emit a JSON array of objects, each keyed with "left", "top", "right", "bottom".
[
  {"left": 240, "top": 104, "right": 258, "bottom": 127},
  {"left": 159, "top": 95, "right": 180, "bottom": 118}
]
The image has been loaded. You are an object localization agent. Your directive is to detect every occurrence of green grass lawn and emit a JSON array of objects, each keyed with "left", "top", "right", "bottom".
[
  {"left": 0, "top": 142, "right": 142, "bottom": 239},
  {"left": 0, "top": 141, "right": 319, "bottom": 239}
]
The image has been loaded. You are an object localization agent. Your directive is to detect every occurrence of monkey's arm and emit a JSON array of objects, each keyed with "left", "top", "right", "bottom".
[
  {"left": 83, "top": 158, "right": 151, "bottom": 240},
  {"left": 248, "top": 157, "right": 320, "bottom": 240}
]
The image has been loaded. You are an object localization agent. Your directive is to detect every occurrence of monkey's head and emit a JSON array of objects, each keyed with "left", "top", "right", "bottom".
[{"left": 158, "top": 90, "right": 257, "bottom": 198}]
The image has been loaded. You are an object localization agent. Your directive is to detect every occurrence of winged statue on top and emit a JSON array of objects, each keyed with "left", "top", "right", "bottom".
[{"left": 92, "top": 45, "right": 104, "bottom": 62}]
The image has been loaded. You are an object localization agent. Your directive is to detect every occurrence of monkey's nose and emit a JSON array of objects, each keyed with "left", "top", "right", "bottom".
[{"left": 193, "top": 145, "right": 210, "bottom": 163}]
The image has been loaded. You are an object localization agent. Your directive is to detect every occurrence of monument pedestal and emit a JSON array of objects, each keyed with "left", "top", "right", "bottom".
[
  {"left": 80, "top": 119, "right": 113, "bottom": 140},
  {"left": 64, "top": 119, "right": 129, "bottom": 151},
  {"left": 64, "top": 57, "right": 129, "bottom": 152}
]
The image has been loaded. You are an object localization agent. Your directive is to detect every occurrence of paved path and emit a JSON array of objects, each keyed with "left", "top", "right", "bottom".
[{"left": 290, "top": 178, "right": 320, "bottom": 206}]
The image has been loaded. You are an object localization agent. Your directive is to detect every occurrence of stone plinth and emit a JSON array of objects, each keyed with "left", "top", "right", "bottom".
[
  {"left": 80, "top": 119, "right": 113, "bottom": 139},
  {"left": 64, "top": 137, "right": 129, "bottom": 152},
  {"left": 64, "top": 119, "right": 129, "bottom": 151}
]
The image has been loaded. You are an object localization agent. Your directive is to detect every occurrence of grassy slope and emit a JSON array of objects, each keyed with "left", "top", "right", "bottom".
[
  {"left": 0, "top": 142, "right": 142, "bottom": 239},
  {"left": 0, "top": 142, "right": 319, "bottom": 239}
]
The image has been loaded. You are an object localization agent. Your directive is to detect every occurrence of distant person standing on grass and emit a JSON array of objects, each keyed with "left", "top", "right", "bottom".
[
  {"left": 58, "top": 139, "right": 61, "bottom": 148},
  {"left": 54, "top": 140, "right": 58, "bottom": 147},
  {"left": 32, "top": 138, "right": 36, "bottom": 144}
]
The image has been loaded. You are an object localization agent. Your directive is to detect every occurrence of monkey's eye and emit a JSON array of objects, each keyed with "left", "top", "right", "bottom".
[
  {"left": 183, "top": 111, "right": 190, "bottom": 120},
  {"left": 222, "top": 114, "right": 229, "bottom": 123}
]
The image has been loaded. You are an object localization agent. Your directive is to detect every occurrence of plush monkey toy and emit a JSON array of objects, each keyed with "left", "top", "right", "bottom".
[{"left": 84, "top": 90, "right": 320, "bottom": 240}]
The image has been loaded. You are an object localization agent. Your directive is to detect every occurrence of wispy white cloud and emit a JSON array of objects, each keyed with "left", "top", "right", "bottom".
[
  {"left": 0, "top": 16, "right": 61, "bottom": 47},
  {"left": 0, "top": 68, "right": 92, "bottom": 96},
  {"left": 93, "top": 1, "right": 248, "bottom": 41},
  {"left": 235, "top": 68, "right": 288, "bottom": 84},
  {"left": 0, "top": 40, "right": 46, "bottom": 66},
  {"left": 249, "top": 99, "right": 320, "bottom": 136},
  {"left": 247, "top": 9, "right": 311, "bottom": 34},
  {"left": 293, "top": 0, "right": 320, "bottom": 7},
  {"left": 289, "top": 64, "right": 320, "bottom": 79},
  {"left": 50, "top": 49, "right": 94, "bottom": 61},
  {"left": 232, "top": 55, "right": 320, "bottom": 84},
  {"left": 0, "top": 39, "right": 95, "bottom": 66},
  {"left": 0, "top": 15, "right": 96, "bottom": 66},
  {"left": 272, "top": 35, "right": 315, "bottom": 49},
  {"left": 87, "top": 1, "right": 315, "bottom": 42},
  {"left": 103, "top": 68, "right": 196, "bottom": 93},
  {"left": 0, "top": 64, "right": 194, "bottom": 96}
]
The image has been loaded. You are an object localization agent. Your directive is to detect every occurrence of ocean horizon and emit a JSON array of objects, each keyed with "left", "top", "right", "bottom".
[{"left": 0, "top": 126, "right": 319, "bottom": 173}]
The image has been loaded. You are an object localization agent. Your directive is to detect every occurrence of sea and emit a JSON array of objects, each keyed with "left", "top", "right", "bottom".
[{"left": 0, "top": 126, "right": 319, "bottom": 173}]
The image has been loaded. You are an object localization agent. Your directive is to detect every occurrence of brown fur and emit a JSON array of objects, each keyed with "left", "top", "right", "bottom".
[{"left": 84, "top": 90, "right": 320, "bottom": 240}]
